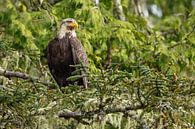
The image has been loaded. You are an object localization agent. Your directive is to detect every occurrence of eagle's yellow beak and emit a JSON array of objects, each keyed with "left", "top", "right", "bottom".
[{"left": 69, "top": 22, "right": 78, "bottom": 29}]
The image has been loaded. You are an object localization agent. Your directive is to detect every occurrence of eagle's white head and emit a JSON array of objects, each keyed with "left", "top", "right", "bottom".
[{"left": 58, "top": 18, "right": 78, "bottom": 39}]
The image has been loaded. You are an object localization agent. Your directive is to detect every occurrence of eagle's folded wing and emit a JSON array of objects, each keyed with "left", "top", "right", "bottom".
[{"left": 69, "top": 37, "right": 88, "bottom": 88}]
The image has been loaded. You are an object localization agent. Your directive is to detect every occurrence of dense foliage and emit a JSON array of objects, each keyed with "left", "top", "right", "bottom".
[{"left": 0, "top": 0, "right": 195, "bottom": 128}]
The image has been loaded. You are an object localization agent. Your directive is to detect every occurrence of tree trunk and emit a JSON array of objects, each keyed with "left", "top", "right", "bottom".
[
  {"left": 113, "top": 0, "right": 126, "bottom": 21},
  {"left": 93, "top": 0, "right": 99, "bottom": 6},
  {"left": 133, "top": 0, "right": 148, "bottom": 17},
  {"left": 104, "top": 38, "right": 114, "bottom": 68},
  {"left": 104, "top": 0, "right": 125, "bottom": 67}
]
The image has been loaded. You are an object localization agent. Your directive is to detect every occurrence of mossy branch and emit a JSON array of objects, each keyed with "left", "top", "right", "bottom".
[
  {"left": 0, "top": 68, "right": 54, "bottom": 87},
  {"left": 0, "top": 68, "right": 30, "bottom": 79},
  {"left": 58, "top": 103, "right": 147, "bottom": 120}
]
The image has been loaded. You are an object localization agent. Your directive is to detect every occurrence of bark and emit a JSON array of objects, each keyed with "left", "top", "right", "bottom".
[
  {"left": 113, "top": 0, "right": 126, "bottom": 21},
  {"left": 58, "top": 103, "right": 147, "bottom": 119},
  {"left": 93, "top": 0, "right": 99, "bottom": 6},
  {"left": 104, "top": 37, "right": 114, "bottom": 68},
  {"left": 104, "top": 0, "right": 125, "bottom": 68},
  {"left": 0, "top": 68, "right": 29, "bottom": 79},
  {"left": 133, "top": 0, "right": 148, "bottom": 17}
]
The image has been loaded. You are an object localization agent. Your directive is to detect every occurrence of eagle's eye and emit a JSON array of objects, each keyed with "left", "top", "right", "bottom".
[{"left": 60, "top": 18, "right": 78, "bottom": 30}]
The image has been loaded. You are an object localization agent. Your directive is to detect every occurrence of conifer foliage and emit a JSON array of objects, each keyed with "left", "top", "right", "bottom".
[{"left": 0, "top": 0, "right": 195, "bottom": 128}]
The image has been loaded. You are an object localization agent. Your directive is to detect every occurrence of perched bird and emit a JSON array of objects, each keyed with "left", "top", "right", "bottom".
[{"left": 47, "top": 18, "right": 88, "bottom": 89}]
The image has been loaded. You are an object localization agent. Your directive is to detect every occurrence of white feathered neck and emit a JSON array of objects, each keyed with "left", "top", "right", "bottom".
[{"left": 58, "top": 28, "right": 77, "bottom": 39}]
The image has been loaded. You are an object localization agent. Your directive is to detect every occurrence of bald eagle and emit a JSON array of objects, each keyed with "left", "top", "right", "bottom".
[{"left": 47, "top": 18, "right": 88, "bottom": 89}]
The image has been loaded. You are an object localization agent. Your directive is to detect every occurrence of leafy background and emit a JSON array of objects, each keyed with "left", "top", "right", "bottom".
[{"left": 0, "top": 0, "right": 195, "bottom": 128}]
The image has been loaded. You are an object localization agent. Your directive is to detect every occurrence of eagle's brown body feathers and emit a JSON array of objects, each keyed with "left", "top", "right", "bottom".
[{"left": 47, "top": 32, "right": 88, "bottom": 88}]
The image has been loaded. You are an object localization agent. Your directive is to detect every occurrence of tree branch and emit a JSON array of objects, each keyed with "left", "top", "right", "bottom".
[
  {"left": 0, "top": 68, "right": 30, "bottom": 79},
  {"left": 0, "top": 68, "right": 54, "bottom": 87},
  {"left": 58, "top": 103, "right": 147, "bottom": 120}
]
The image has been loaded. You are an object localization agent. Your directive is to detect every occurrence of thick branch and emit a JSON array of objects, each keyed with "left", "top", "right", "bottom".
[
  {"left": 58, "top": 103, "right": 147, "bottom": 119},
  {"left": 0, "top": 68, "right": 54, "bottom": 87},
  {"left": 0, "top": 68, "right": 30, "bottom": 79}
]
